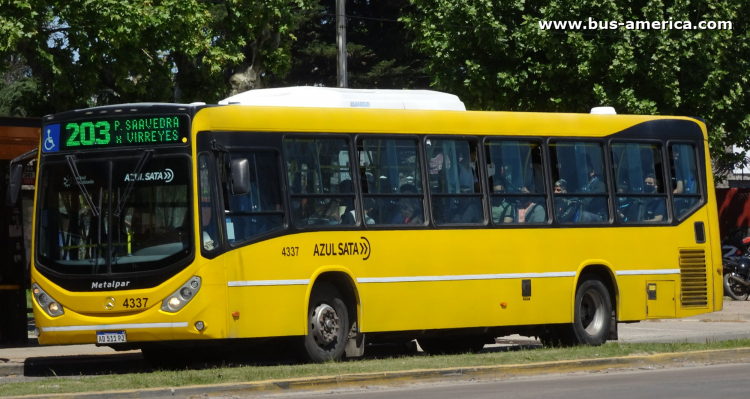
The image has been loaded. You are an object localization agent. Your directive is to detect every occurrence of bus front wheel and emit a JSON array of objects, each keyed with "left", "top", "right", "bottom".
[
  {"left": 570, "top": 276, "right": 612, "bottom": 346},
  {"left": 302, "top": 283, "right": 350, "bottom": 362}
]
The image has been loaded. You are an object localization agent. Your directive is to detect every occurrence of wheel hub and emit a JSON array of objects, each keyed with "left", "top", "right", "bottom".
[
  {"left": 312, "top": 303, "right": 340, "bottom": 346},
  {"left": 580, "top": 289, "right": 605, "bottom": 336}
]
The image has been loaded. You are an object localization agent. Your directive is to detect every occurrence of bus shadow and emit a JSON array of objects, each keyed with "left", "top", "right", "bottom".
[
  {"left": 24, "top": 353, "right": 152, "bottom": 377},
  {"left": 21, "top": 341, "right": 546, "bottom": 377}
]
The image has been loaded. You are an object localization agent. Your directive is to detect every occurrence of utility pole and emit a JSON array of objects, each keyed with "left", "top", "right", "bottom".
[{"left": 336, "top": 0, "right": 347, "bottom": 88}]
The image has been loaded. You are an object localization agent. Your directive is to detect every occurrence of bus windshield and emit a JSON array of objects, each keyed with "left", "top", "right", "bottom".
[{"left": 36, "top": 153, "right": 192, "bottom": 275}]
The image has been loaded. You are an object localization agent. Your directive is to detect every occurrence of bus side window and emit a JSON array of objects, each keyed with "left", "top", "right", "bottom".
[
  {"left": 222, "top": 150, "right": 286, "bottom": 244},
  {"left": 359, "top": 137, "right": 425, "bottom": 226},
  {"left": 284, "top": 137, "right": 356, "bottom": 227},
  {"left": 486, "top": 140, "right": 546, "bottom": 224},
  {"left": 198, "top": 154, "right": 220, "bottom": 252},
  {"left": 610, "top": 142, "right": 668, "bottom": 223},
  {"left": 550, "top": 141, "right": 608, "bottom": 223},
  {"left": 670, "top": 143, "right": 701, "bottom": 219},
  {"left": 427, "top": 139, "right": 484, "bottom": 225}
]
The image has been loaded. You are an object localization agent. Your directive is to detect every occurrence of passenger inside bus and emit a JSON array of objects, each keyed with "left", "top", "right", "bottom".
[
  {"left": 449, "top": 187, "right": 482, "bottom": 223},
  {"left": 615, "top": 181, "right": 639, "bottom": 222},
  {"left": 518, "top": 183, "right": 546, "bottom": 223},
  {"left": 581, "top": 161, "right": 607, "bottom": 221},
  {"left": 399, "top": 197, "right": 424, "bottom": 225},
  {"left": 387, "top": 183, "right": 420, "bottom": 224},
  {"left": 643, "top": 174, "right": 666, "bottom": 222},
  {"left": 554, "top": 179, "right": 577, "bottom": 223},
  {"left": 456, "top": 147, "right": 479, "bottom": 193},
  {"left": 491, "top": 180, "right": 515, "bottom": 223}
]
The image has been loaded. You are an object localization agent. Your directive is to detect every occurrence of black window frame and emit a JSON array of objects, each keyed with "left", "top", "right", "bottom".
[
  {"left": 484, "top": 136, "right": 550, "bottom": 227},
  {"left": 282, "top": 133, "right": 359, "bottom": 230},
  {"left": 35, "top": 151, "right": 196, "bottom": 277},
  {"left": 548, "top": 138, "right": 611, "bottom": 225},
  {"left": 356, "top": 134, "right": 429, "bottom": 228},
  {"left": 199, "top": 151, "right": 224, "bottom": 259},
  {"left": 218, "top": 146, "right": 289, "bottom": 249},
  {"left": 425, "top": 135, "right": 488, "bottom": 227},
  {"left": 667, "top": 140, "right": 705, "bottom": 221},
  {"left": 608, "top": 139, "right": 671, "bottom": 225}
]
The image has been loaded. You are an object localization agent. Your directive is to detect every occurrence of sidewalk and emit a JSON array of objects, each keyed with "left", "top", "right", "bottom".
[{"left": 2, "top": 301, "right": 749, "bottom": 377}]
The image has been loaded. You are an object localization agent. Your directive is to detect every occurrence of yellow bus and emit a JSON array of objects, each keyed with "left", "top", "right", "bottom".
[{"left": 21, "top": 87, "right": 721, "bottom": 365}]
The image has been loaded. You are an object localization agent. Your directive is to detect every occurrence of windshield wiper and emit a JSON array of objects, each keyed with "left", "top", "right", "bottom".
[
  {"left": 114, "top": 150, "right": 153, "bottom": 217},
  {"left": 65, "top": 155, "right": 99, "bottom": 216}
]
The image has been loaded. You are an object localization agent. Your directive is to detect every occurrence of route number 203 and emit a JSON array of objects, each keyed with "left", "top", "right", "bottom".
[
  {"left": 281, "top": 247, "right": 299, "bottom": 257},
  {"left": 66, "top": 121, "right": 111, "bottom": 146},
  {"left": 122, "top": 298, "right": 148, "bottom": 308}
]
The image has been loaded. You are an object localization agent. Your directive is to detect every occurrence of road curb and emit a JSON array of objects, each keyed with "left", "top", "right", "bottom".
[
  {"left": 8, "top": 347, "right": 750, "bottom": 398},
  {"left": 0, "top": 362, "right": 23, "bottom": 377}
]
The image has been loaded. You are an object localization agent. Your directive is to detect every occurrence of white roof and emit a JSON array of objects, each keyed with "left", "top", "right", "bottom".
[{"left": 218, "top": 86, "right": 466, "bottom": 111}]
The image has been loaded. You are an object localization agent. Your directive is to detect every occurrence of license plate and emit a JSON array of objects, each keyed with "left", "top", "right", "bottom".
[{"left": 96, "top": 331, "right": 126, "bottom": 344}]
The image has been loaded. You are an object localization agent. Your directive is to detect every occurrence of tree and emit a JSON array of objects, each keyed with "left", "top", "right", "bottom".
[
  {"left": 403, "top": 0, "right": 750, "bottom": 174},
  {"left": 269, "top": 0, "right": 429, "bottom": 89},
  {"left": 0, "top": 0, "right": 304, "bottom": 116}
]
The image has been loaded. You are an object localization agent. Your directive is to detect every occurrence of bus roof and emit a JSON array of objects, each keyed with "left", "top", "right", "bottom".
[{"left": 218, "top": 87, "right": 466, "bottom": 111}]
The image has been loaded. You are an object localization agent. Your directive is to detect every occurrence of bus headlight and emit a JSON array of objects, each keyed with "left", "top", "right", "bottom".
[
  {"left": 32, "top": 283, "right": 65, "bottom": 317},
  {"left": 161, "top": 277, "right": 201, "bottom": 313}
]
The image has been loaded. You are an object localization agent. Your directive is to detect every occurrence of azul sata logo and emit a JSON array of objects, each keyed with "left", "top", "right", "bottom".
[{"left": 124, "top": 169, "right": 174, "bottom": 183}]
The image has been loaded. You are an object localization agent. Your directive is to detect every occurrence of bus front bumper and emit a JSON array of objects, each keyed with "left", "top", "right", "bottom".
[{"left": 34, "top": 298, "right": 226, "bottom": 346}]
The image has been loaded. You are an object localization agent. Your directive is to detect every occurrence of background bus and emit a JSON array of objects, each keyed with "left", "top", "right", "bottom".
[{"left": 21, "top": 88, "right": 721, "bottom": 365}]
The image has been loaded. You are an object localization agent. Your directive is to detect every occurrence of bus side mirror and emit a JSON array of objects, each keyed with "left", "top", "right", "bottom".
[
  {"left": 230, "top": 158, "right": 250, "bottom": 195},
  {"left": 6, "top": 163, "right": 23, "bottom": 206}
]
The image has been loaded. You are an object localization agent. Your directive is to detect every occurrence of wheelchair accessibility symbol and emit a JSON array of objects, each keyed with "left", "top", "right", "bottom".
[{"left": 43, "top": 124, "right": 60, "bottom": 153}]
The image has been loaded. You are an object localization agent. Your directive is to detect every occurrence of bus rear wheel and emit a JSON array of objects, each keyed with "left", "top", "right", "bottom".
[
  {"left": 570, "top": 276, "right": 612, "bottom": 346},
  {"left": 302, "top": 283, "right": 350, "bottom": 362}
]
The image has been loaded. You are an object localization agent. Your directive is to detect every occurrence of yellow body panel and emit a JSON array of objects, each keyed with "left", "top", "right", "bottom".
[
  {"left": 646, "top": 281, "right": 676, "bottom": 319},
  {"left": 31, "top": 105, "right": 720, "bottom": 345}
]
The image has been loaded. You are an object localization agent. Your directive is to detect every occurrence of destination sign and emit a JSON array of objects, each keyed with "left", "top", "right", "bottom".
[{"left": 42, "top": 114, "right": 190, "bottom": 153}]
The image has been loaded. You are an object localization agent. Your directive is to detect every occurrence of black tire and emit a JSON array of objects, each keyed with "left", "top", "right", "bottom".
[
  {"left": 418, "top": 336, "right": 486, "bottom": 355},
  {"left": 302, "top": 283, "right": 350, "bottom": 362},
  {"left": 569, "top": 276, "right": 612, "bottom": 346},
  {"left": 724, "top": 273, "right": 750, "bottom": 301}
]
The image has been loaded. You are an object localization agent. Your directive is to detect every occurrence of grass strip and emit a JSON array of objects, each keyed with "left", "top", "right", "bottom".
[{"left": 2, "top": 339, "right": 750, "bottom": 397}]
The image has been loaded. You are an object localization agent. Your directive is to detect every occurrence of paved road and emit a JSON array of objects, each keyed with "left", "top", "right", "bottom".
[
  {"left": 2, "top": 301, "right": 750, "bottom": 378},
  {"left": 265, "top": 363, "right": 748, "bottom": 399}
]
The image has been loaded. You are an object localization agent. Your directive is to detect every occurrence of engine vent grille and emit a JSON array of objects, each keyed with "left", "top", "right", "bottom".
[{"left": 679, "top": 248, "right": 708, "bottom": 308}]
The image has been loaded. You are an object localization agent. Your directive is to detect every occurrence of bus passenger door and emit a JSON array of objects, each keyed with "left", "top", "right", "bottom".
[{"left": 215, "top": 146, "right": 291, "bottom": 339}]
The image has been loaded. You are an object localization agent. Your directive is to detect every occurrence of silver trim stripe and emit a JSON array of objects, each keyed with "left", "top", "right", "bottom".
[
  {"left": 228, "top": 279, "right": 310, "bottom": 287},
  {"left": 357, "top": 272, "right": 576, "bottom": 284},
  {"left": 41, "top": 322, "right": 188, "bottom": 332},
  {"left": 616, "top": 269, "right": 680, "bottom": 276}
]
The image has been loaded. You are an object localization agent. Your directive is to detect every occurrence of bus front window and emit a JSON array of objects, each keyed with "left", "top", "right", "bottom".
[
  {"left": 37, "top": 154, "right": 192, "bottom": 275},
  {"left": 38, "top": 159, "right": 110, "bottom": 274}
]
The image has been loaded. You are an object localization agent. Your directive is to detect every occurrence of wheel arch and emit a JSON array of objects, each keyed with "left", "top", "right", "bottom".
[
  {"left": 304, "top": 266, "right": 361, "bottom": 335},
  {"left": 571, "top": 261, "right": 620, "bottom": 322}
]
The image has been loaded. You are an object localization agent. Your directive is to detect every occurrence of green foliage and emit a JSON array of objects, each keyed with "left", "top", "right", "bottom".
[
  {"left": 0, "top": 0, "right": 305, "bottom": 115},
  {"left": 270, "top": 0, "right": 428, "bottom": 89},
  {"left": 403, "top": 0, "right": 750, "bottom": 175},
  {"left": 0, "top": 77, "right": 47, "bottom": 117}
]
